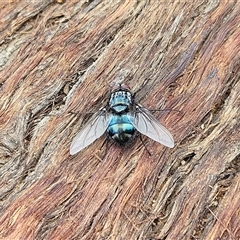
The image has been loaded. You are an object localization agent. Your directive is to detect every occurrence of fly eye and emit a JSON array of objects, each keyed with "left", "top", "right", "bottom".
[
  {"left": 120, "top": 83, "right": 131, "bottom": 91},
  {"left": 110, "top": 82, "right": 121, "bottom": 92}
]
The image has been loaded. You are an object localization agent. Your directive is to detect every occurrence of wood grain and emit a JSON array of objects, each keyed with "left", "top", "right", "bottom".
[{"left": 0, "top": 1, "right": 239, "bottom": 239}]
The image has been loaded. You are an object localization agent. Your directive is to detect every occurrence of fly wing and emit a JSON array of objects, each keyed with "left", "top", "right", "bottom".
[
  {"left": 127, "top": 105, "right": 174, "bottom": 148},
  {"left": 70, "top": 108, "right": 110, "bottom": 155}
]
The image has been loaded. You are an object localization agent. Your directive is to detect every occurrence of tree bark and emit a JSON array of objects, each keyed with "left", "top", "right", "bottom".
[{"left": 0, "top": 1, "right": 239, "bottom": 240}]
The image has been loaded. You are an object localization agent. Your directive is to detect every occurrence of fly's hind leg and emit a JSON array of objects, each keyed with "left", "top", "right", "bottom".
[
  {"left": 139, "top": 135, "right": 152, "bottom": 156},
  {"left": 95, "top": 138, "right": 113, "bottom": 160}
]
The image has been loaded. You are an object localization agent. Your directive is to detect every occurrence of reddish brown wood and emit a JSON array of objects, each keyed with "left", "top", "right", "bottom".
[{"left": 0, "top": 1, "right": 239, "bottom": 239}]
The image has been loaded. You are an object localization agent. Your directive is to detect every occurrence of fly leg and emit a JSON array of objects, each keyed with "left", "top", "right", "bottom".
[
  {"left": 97, "top": 138, "right": 113, "bottom": 160},
  {"left": 139, "top": 135, "right": 152, "bottom": 156}
]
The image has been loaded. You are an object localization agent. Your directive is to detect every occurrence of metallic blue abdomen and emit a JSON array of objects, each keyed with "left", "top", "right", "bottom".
[{"left": 107, "top": 115, "right": 135, "bottom": 145}]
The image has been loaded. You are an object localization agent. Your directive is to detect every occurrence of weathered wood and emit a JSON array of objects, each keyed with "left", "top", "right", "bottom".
[{"left": 0, "top": 1, "right": 239, "bottom": 239}]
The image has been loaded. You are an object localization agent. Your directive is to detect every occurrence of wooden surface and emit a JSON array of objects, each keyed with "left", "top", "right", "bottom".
[{"left": 0, "top": 1, "right": 239, "bottom": 239}]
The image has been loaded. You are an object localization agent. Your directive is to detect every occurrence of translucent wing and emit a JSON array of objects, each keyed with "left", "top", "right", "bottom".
[
  {"left": 70, "top": 108, "right": 110, "bottom": 155},
  {"left": 127, "top": 104, "right": 174, "bottom": 148}
]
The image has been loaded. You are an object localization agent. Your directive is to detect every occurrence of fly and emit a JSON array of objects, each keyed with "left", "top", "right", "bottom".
[{"left": 70, "top": 83, "right": 174, "bottom": 155}]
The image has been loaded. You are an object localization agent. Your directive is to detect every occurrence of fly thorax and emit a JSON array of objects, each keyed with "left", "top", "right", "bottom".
[{"left": 109, "top": 91, "right": 132, "bottom": 113}]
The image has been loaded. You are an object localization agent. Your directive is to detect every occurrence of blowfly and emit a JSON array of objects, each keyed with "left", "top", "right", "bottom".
[{"left": 70, "top": 83, "right": 174, "bottom": 155}]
